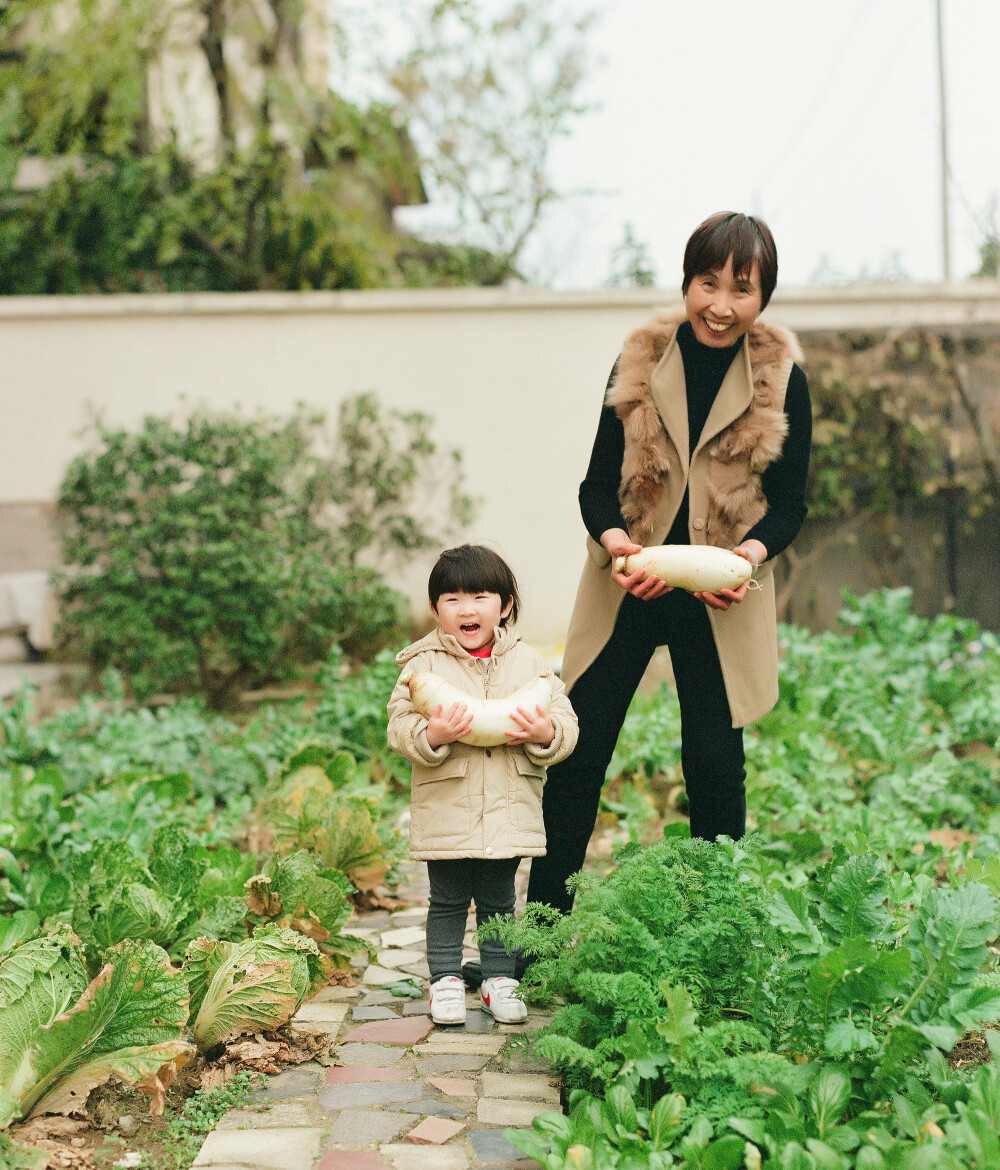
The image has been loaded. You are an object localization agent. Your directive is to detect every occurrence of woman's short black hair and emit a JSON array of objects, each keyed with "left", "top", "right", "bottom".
[
  {"left": 682, "top": 212, "right": 779, "bottom": 309},
  {"left": 428, "top": 545, "right": 520, "bottom": 626}
]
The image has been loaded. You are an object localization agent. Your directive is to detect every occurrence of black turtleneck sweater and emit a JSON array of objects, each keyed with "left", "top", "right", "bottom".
[{"left": 578, "top": 320, "right": 812, "bottom": 558}]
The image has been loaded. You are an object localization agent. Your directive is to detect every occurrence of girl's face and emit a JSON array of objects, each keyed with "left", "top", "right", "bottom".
[
  {"left": 685, "top": 256, "right": 763, "bottom": 348},
  {"left": 433, "top": 590, "right": 513, "bottom": 652}
]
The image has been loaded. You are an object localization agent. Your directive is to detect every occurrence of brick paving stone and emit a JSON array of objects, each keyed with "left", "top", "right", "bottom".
[
  {"left": 498, "top": 1022, "right": 539, "bottom": 1035},
  {"left": 376, "top": 948, "right": 424, "bottom": 969},
  {"left": 414, "top": 1055, "right": 493, "bottom": 1075},
  {"left": 351, "top": 1006, "right": 399, "bottom": 1021},
  {"left": 352, "top": 911, "right": 394, "bottom": 929},
  {"left": 341, "top": 1017, "right": 434, "bottom": 1046},
  {"left": 317, "top": 1081, "right": 428, "bottom": 1110},
  {"left": 318, "top": 1152, "right": 392, "bottom": 1170},
  {"left": 450, "top": 1008, "right": 495, "bottom": 1034},
  {"left": 324, "top": 1108, "right": 413, "bottom": 1145},
  {"left": 389, "top": 907, "right": 429, "bottom": 923},
  {"left": 401, "top": 1000, "right": 431, "bottom": 1017},
  {"left": 416, "top": 1035, "right": 505, "bottom": 1055},
  {"left": 364, "top": 964, "right": 406, "bottom": 986},
  {"left": 186, "top": 1164, "right": 264, "bottom": 1169},
  {"left": 359, "top": 990, "right": 395, "bottom": 1006},
  {"left": 293, "top": 1001, "right": 350, "bottom": 1025},
  {"left": 390, "top": 1098, "right": 468, "bottom": 1119},
  {"left": 380, "top": 927, "right": 427, "bottom": 948},
  {"left": 325, "top": 1066, "right": 413, "bottom": 1084},
  {"left": 468, "top": 1128, "right": 530, "bottom": 1166},
  {"left": 336, "top": 1042, "right": 405, "bottom": 1067},
  {"left": 499, "top": 1055, "right": 551, "bottom": 1074},
  {"left": 426, "top": 1077, "right": 476, "bottom": 1097},
  {"left": 249, "top": 1065, "right": 323, "bottom": 1102},
  {"left": 480, "top": 1073, "right": 559, "bottom": 1104},
  {"left": 216, "top": 1098, "right": 319, "bottom": 1129},
  {"left": 314, "top": 985, "right": 362, "bottom": 1002},
  {"left": 477, "top": 1098, "right": 554, "bottom": 1127},
  {"left": 397, "top": 960, "right": 431, "bottom": 979},
  {"left": 380, "top": 1144, "right": 469, "bottom": 1170},
  {"left": 193, "top": 1127, "right": 324, "bottom": 1169},
  {"left": 497, "top": 1012, "right": 553, "bottom": 1035},
  {"left": 405, "top": 1117, "right": 466, "bottom": 1145}
]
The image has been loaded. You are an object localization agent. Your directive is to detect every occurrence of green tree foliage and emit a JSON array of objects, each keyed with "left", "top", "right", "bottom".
[
  {"left": 0, "top": 143, "right": 392, "bottom": 294},
  {"left": 382, "top": 0, "right": 595, "bottom": 275},
  {"left": 606, "top": 223, "right": 656, "bottom": 288},
  {"left": 972, "top": 197, "right": 999, "bottom": 278},
  {"left": 0, "top": 0, "right": 517, "bottom": 291},
  {"left": 54, "top": 396, "right": 474, "bottom": 706}
]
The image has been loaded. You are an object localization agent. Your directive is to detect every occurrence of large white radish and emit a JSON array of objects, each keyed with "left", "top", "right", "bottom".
[
  {"left": 400, "top": 670, "right": 554, "bottom": 748},
  {"left": 613, "top": 545, "right": 753, "bottom": 593}
]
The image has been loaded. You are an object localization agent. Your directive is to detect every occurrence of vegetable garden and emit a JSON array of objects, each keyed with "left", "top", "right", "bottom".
[{"left": 3, "top": 588, "right": 1000, "bottom": 1169}]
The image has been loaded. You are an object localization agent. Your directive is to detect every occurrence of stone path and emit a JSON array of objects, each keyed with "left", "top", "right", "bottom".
[{"left": 193, "top": 871, "right": 556, "bottom": 1170}]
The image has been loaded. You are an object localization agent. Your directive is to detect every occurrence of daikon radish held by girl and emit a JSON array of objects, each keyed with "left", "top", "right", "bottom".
[
  {"left": 613, "top": 544, "right": 753, "bottom": 593},
  {"left": 400, "top": 668, "right": 555, "bottom": 748}
]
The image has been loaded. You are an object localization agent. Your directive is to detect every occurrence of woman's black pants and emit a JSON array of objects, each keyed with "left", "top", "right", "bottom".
[{"left": 526, "top": 588, "right": 746, "bottom": 915}]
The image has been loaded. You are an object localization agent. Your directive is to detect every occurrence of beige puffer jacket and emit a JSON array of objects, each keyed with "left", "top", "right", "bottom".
[{"left": 387, "top": 625, "right": 578, "bottom": 861}]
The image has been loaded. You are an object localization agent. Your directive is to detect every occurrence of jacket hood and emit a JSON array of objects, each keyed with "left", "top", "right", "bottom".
[{"left": 395, "top": 623, "right": 521, "bottom": 667}]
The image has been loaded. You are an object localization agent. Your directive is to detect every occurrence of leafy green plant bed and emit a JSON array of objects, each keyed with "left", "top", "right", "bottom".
[
  {"left": 4, "top": 588, "right": 1000, "bottom": 1168},
  {"left": 609, "top": 588, "right": 1000, "bottom": 879},
  {"left": 489, "top": 834, "right": 1000, "bottom": 1168},
  {"left": 482, "top": 589, "right": 1000, "bottom": 1169}
]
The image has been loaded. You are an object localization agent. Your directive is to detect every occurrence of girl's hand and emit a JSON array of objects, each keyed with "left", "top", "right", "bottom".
[
  {"left": 693, "top": 541, "right": 767, "bottom": 611},
  {"left": 603, "top": 528, "right": 672, "bottom": 601},
  {"left": 505, "top": 704, "right": 555, "bottom": 747},
  {"left": 426, "top": 701, "right": 473, "bottom": 748}
]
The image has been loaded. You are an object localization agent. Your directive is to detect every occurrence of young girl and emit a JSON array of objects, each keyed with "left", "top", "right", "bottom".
[{"left": 387, "top": 545, "right": 578, "bottom": 1026}]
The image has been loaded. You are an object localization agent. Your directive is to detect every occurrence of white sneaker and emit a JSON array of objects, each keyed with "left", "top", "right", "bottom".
[
  {"left": 429, "top": 976, "right": 467, "bottom": 1026},
  {"left": 480, "top": 977, "right": 527, "bottom": 1024}
]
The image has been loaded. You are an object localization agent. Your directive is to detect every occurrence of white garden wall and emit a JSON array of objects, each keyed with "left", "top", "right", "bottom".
[{"left": 3, "top": 282, "right": 999, "bottom": 646}]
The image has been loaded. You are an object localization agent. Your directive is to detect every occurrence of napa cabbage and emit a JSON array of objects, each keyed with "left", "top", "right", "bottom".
[{"left": 0, "top": 928, "right": 192, "bottom": 1128}]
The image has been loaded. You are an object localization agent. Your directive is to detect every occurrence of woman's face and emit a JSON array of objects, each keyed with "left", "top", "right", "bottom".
[{"left": 684, "top": 256, "right": 763, "bottom": 348}]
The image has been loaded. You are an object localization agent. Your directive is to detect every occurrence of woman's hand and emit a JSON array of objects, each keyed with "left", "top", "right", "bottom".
[
  {"left": 505, "top": 704, "right": 555, "bottom": 747},
  {"left": 602, "top": 528, "right": 672, "bottom": 601},
  {"left": 426, "top": 701, "right": 473, "bottom": 748},
  {"left": 693, "top": 540, "right": 767, "bottom": 611}
]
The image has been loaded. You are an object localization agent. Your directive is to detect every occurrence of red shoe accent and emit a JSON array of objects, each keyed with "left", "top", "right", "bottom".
[{"left": 482, "top": 991, "right": 490, "bottom": 1007}]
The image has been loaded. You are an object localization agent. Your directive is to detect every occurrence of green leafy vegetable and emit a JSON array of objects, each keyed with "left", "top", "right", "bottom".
[
  {"left": 183, "top": 926, "right": 324, "bottom": 1052},
  {"left": 0, "top": 930, "right": 191, "bottom": 1128}
]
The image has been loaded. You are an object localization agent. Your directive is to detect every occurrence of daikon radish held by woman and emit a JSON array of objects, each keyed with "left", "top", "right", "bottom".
[
  {"left": 613, "top": 545, "right": 753, "bottom": 593},
  {"left": 520, "top": 210, "right": 812, "bottom": 934},
  {"left": 400, "top": 668, "right": 555, "bottom": 748}
]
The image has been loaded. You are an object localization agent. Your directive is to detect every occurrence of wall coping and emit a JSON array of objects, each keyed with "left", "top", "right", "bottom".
[{"left": 2, "top": 279, "right": 999, "bottom": 325}]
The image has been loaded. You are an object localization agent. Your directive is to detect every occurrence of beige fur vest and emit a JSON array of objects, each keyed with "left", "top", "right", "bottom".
[
  {"left": 611, "top": 310, "right": 800, "bottom": 548},
  {"left": 560, "top": 310, "right": 802, "bottom": 728}
]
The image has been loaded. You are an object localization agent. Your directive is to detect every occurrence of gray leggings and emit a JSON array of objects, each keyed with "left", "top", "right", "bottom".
[{"left": 425, "top": 857, "right": 522, "bottom": 982}]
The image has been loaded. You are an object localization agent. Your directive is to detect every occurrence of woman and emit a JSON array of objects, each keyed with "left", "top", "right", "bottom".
[{"left": 529, "top": 211, "right": 812, "bottom": 917}]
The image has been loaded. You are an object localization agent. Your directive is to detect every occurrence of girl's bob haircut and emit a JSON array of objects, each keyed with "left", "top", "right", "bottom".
[
  {"left": 682, "top": 211, "right": 778, "bottom": 310},
  {"left": 428, "top": 545, "right": 520, "bottom": 627}
]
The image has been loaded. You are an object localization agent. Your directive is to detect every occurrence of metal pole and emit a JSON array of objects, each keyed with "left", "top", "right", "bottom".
[{"left": 935, "top": 0, "right": 951, "bottom": 281}]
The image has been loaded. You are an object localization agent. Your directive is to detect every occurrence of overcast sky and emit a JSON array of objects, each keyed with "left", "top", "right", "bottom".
[{"left": 387, "top": 0, "right": 1000, "bottom": 290}]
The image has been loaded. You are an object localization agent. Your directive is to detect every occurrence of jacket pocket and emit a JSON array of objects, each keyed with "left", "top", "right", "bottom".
[
  {"left": 511, "top": 752, "right": 545, "bottom": 835},
  {"left": 586, "top": 534, "right": 612, "bottom": 568},
  {"left": 411, "top": 752, "right": 472, "bottom": 840}
]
